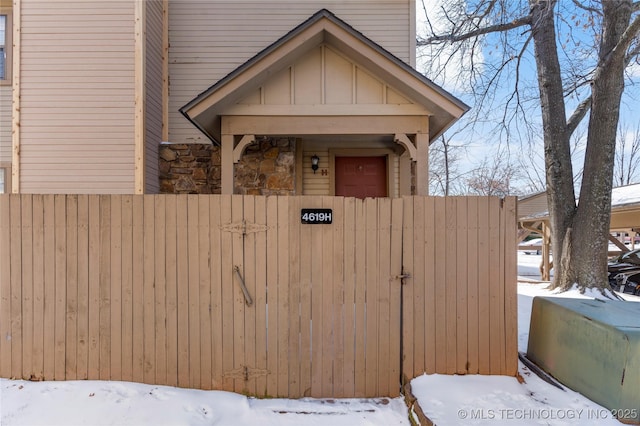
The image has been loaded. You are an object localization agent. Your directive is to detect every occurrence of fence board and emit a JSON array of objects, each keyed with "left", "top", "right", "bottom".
[
  {"left": 389, "top": 198, "right": 403, "bottom": 394},
  {"left": 43, "top": 196, "right": 57, "bottom": 381},
  {"left": 287, "top": 196, "right": 301, "bottom": 397},
  {"left": 353, "top": 199, "right": 366, "bottom": 396},
  {"left": 466, "top": 198, "right": 480, "bottom": 374},
  {"left": 154, "top": 195, "right": 167, "bottom": 385},
  {"left": 120, "top": 196, "right": 134, "bottom": 382},
  {"left": 165, "top": 195, "right": 178, "bottom": 387},
  {"left": 308, "top": 196, "right": 324, "bottom": 397},
  {"left": 456, "top": 198, "right": 468, "bottom": 374},
  {"left": 489, "top": 197, "right": 501, "bottom": 374},
  {"left": 32, "top": 195, "right": 45, "bottom": 381},
  {"left": 477, "top": 197, "right": 491, "bottom": 374},
  {"left": 342, "top": 197, "right": 356, "bottom": 396},
  {"left": 99, "top": 196, "right": 112, "bottom": 381},
  {"left": 332, "top": 197, "right": 345, "bottom": 398},
  {"left": 143, "top": 197, "right": 156, "bottom": 383},
  {"left": 0, "top": 194, "right": 516, "bottom": 397},
  {"left": 110, "top": 195, "right": 122, "bottom": 381},
  {"left": 413, "top": 197, "right": 426, "bottom": 375},
  {"left": 504, "top": 197, "right": 518, "bottom": 375},
  {"left": 208, "top": 195, "right": 223, "bottom": 390},
  {"left": 364, "top": 198, "right": 378, "bottom": 396},
  {"left": 241, "top": 196, "right": 256, "bottom": 395},
  {"left": 198, "top": 196, "right": 212, "bottom": 390},
  {"left": 377, "top": 198, "right": 391, "bottom": 397},
  {"left": 444, "top": 198, "right": 457, "bottom": 375},
  {"left": 88, "top": 196, "right": 102, "bottom": 381},
  {"left": 433, "top": 197, "right": 446, "bottom": 373},
  {"left": 321, "top": 196, "right": 333, "bottom": 397},
  {"left": 0, "top": 194, "right": 12, "bottom": 378},
  {"left": 265, "top": 196, "right": 279, "bottom": 396},
  {"left": 231, "top": 195, "right": 244, "bottom": 394},
  {"left": 54, "top": 195, "right": 67, "bottom": 380},
  {"left": 64, "top": 195, "right": 78, "bottom": 380},
  {"left": 187, "top": 195, "right": 201, "bottom": 389},
  {"left": 298, "top": 197, "right": 313, "bottom": 397},
  {"left": 131, "top": 196, "right": 145, "bottom": 383},
  {"left": 11, "top": 196, "right": 23, "bottom": 379},
  {"left": 277, "top": 197, "right": 291, "bottom": 396},
  {"left": 219, "top": 195, "right": 234, "bottom": 391},
  {"left": 21, "top": 196, "right": 34, "bottom": 381}
]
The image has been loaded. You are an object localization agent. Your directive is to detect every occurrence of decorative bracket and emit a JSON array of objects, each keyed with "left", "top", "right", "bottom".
[
  {"left": 232, "top": 134, "right": 256, "bottom": 163},
  {"left": 394, "top": 133, "right": 417, "bottom": 161}
]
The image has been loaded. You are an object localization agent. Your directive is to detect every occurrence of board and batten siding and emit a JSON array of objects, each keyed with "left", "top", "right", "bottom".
[
  {"left": 144, "top": 0, "right": 165, "bottom": 194},
  {"left": 168, "top": 0, "right": 414, "bottom": 145},
  {"left": 18, "top": 1, "right": 136, "bottom": 194}
]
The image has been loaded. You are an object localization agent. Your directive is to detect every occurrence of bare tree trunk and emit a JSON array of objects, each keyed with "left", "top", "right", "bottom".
[
  {"left": 529, "top": 0, "right": 576, "bottom": 288},
  {"left": 531, "top": 0, "right": 633, "bottom": 292},
  {"left": 565, "top": 1, "right": 631, "bottom": 291}
]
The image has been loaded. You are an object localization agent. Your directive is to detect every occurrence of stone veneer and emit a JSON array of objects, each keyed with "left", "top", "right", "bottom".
[
  {"left": 234, "top": 137, "right": 296, "bottom": 195},
  {"left": 159, "top": 143, "right": 221, "bottom": 194},
  {"left": 159, "top": 137, "right": 297, "bottom": 195}
]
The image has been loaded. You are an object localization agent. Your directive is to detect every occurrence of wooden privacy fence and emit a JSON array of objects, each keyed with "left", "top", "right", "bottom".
[{"left": 0, "top": 194, "right": 517, "bottom": 398}]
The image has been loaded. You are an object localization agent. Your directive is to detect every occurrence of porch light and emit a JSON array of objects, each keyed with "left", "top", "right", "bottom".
[{"left": 311, "top": 155, "right": 320, "bottom": 174}]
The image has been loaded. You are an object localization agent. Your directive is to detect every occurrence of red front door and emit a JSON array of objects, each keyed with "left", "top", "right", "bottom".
[{"left": 335, "top": 156, "right": 387, "bottom": 198}]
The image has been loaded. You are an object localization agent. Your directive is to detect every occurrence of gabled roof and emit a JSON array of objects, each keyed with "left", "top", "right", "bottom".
[{"left": 180, "top": 9, "right": 469, "bottom": 145}]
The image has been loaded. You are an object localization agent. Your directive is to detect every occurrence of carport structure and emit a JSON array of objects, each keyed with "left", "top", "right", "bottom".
[{"left": 518, "top": 184, "right": 640, "bottom": 281}]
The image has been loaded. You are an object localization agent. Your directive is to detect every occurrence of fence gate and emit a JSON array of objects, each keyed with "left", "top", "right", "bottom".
[
  {"left": 0, "top": 194, "right": 516, "bottom": 399},
  {"left": 216, "top": 195, "right": 403, "bottom": 398}
]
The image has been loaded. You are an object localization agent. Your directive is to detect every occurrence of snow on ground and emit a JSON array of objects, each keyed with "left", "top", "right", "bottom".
[
  {"left": 0, "top": 381, "right": 408, "bottom": 425},
  {"left": 1, "top": 252, "right": 639, "bottom": 425}
]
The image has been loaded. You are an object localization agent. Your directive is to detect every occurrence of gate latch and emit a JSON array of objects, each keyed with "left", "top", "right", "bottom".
[{"left": 392, "top": 269, "right": 411, "bottom": 283}]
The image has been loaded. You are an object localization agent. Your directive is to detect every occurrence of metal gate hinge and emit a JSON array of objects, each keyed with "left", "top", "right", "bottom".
[
  {"left": 220, "top": 220, "right": 268, "bottom": 235},
  {"left": 223, "top": 365, "right": 269, "bottom": 381}
]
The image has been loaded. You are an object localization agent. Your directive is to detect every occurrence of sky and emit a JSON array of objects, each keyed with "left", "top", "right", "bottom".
[{"left": 2, "top": 253, "right": 639, "bottom": 426}]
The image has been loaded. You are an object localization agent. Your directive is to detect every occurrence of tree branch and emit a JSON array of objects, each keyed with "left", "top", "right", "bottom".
[
  {"left": 566, "top": 15, "right": 640, "bottom": 135},
  {"left": 597, "top": 13, "right": 640, "bottom": 73},
  {"left": 572, "top": 0, "right": 602, "bottom": 16},
  {"left": 566, "top": 96, "right": 592, "bottom": 136},
  {"left": 417, "top": 15, "right": 532, "bottom": 45}
]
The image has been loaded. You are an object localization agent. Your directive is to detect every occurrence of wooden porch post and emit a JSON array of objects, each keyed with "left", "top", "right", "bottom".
[
  {"left": 415, "top": 133, "right": 429, "bottom": 196},
  {"left": 221, "top": 134, "right": 234, "bottom": 194}
]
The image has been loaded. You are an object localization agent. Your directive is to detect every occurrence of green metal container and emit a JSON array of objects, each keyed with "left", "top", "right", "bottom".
[{"left": 527, "top": 297, "right": 640, "bottom": 424}]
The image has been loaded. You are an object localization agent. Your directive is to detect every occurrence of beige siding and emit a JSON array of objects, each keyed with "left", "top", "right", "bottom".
[
  {"left": 168, "top": 0, "right": 412, "bottom": 144},
  {"left": 19, "top": 0, "right": 135, "bottom": 194},
  {"left": 518, "top": 192, "right": 548, "bottom": 219},
  {"left": 145, "top": 0, "right": 164, "bottom": 194},
  {"left": 0, "top": 86, "right": 10, "bottom": 163}
]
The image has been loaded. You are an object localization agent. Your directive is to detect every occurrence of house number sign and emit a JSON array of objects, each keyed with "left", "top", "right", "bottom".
[{"left": 301, "top": 209, "right": 332, "bottom": 224}]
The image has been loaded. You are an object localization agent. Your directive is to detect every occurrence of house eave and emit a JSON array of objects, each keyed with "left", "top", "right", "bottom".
[{"left": 180, "top": 9, "right": 469, "bottom": 143}]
